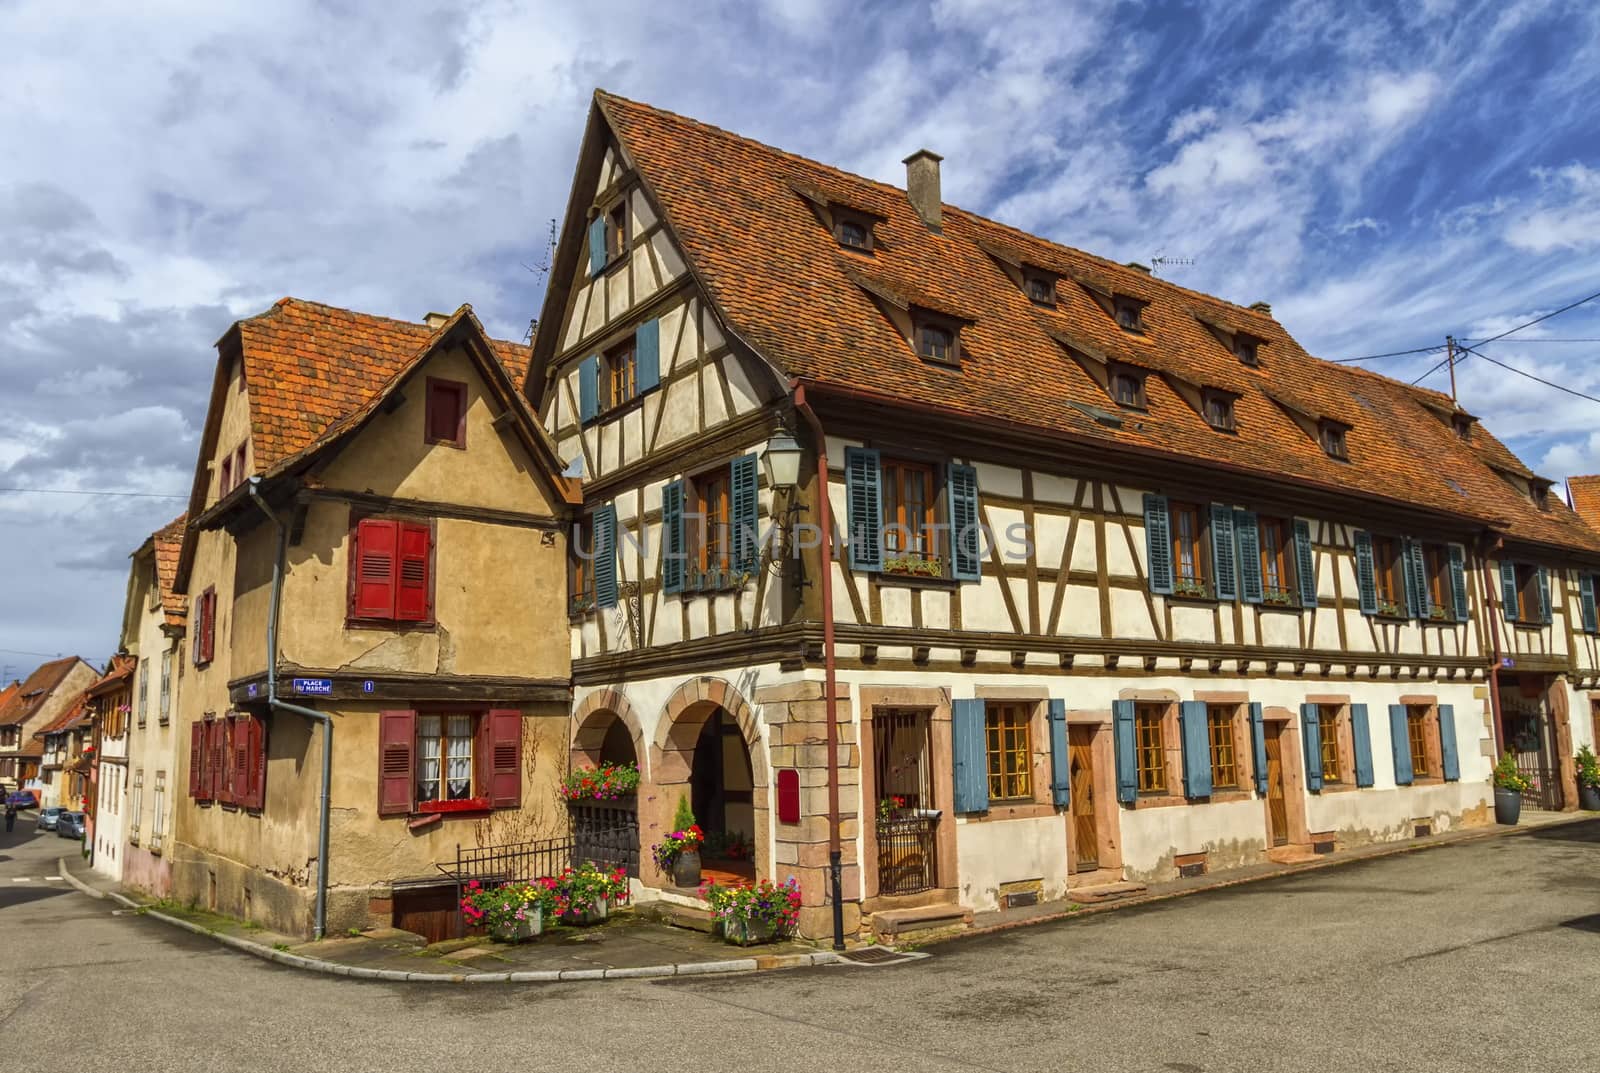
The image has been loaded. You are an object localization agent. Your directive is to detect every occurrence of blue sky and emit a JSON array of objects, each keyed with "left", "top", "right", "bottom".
[{"left": 2, "top": 0, "right": 1599, "bottom": 668}]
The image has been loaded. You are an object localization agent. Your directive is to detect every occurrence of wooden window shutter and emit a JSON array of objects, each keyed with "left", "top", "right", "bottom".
[
  {"left": 661, "top": 480, "right": 685, "bottom": 594},
  {"left": 1142, "top": 494, "right": 1173, "bottom": 595},
  {"left": 199, "top": 590, "right": 216, "bottom": 665},
  {"left": 1537, "top": 566, "right": 1552, "bottom": 624},
  {"left": 395, "top": 522, "right": 433, "bottom": 623},
  {"left": 1292, "top": 519, "right": 1317, "bottom": 608},
  {"left": 947, "top": 463, "right": 981, "bottom": 582},
  {"left": 378, "top": 710, "right": 415, "bottom": 816},
  {"left": 1299, "top": 703, "right": 1323, "bottom": 793},
  {"left": 1112, "top": 700, "right": 1137, "bottom": 804},
  {"left": 231, "top": 716, "right": 250, "bottom": 805},
  {"left": 1249, "top": 703, "right": 1268, "bottom": 796},
  {"left": 730, "top": 454, "right": 760, "bottom": 575},
  {"left": 844, "top": 447, "right": 883, "bottom": 573},
  {"left": 352, "top": 519, "right": 399, "bottom": 620},
  {"left": 188, "top": 721, "right": 206, "bottom": 800},
  {"left": 208, "top": 718, "right": 227, "bottom": 802},
  {"left": 1209, "top": 503, "right": 1236, "bottom": 601},
  {"left": 1403, "top": 539, "right": 1430, "bottom": 619},
  {"left": 594, "top": 504, "right": 618, "bottom": 609},
  {"left": 1388, "top": 705, "right": 1413, "bottom": 786},
  {"left": 579, "top": 355, "right": 600, "bottom": 423},
  {"left": 587, "top": 216, "right": 607, "bottom": 276},
  {"left": 1499, "top": 560, "right": 1518, "bottom": 622},
  {"left": 1581, "top": 574, "right": 1598, "bottom": 634},
  {"left": 635, "top": 318, "right": 661, "bottom": 394},
  {"left": 1447, "top": 544, "right": 1470, "bottom": 622},
  {"left": 1179, "top": 701, "right": 1212, "bottom": 799},
  {"left": 247, "top": 715, "right": 268, "bottom": 810},
  {"left": 1353, "top": 531, "right": 1379, "bottom": 616},
  {"left": 1234, "top": 510, "right": 1263, "bottom": 604},
  {"left": 950, "top": 698, "right": 988, "bottom": 814},
  {"left": 486, "top": 709, "right": 522, "bottom": 808},
  {"left": 1350, "top": 704, "right": 1375, "bottom": 787},
  {"left": 1438, "top": 704, "right": 1460, "bottom": 782},
  {"left": 1047, "top": 699, "right": 1069, "bottom": 807}
]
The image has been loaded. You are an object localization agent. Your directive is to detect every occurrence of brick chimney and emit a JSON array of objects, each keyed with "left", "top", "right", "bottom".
[
  {"left": 424, "top": 311, "right": 451, "bottom": 329},
  {"left": 903, "top": 149, "right": 944, "bottom": 233},
  {"left": 1249, "top": 301, "right": 1272, "bottom": 315},
  {"left": 1124, "top": 262, "right": 1152, "bottom": 275}
]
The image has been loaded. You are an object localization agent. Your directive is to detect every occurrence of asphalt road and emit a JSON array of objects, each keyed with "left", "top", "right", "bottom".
[{"left": 3, "top": 815, "right": 1597, "bottom": 1073}]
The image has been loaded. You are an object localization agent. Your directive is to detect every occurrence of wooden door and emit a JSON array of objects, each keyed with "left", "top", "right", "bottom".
[
  {"left": 1264, "top": 731, "right": 1288, "bottom": 847},
  {"left": 1068, "top": 727, "right": 1098, "bottom": 871}
]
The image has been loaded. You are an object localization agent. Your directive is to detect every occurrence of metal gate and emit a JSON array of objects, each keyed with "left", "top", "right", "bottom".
[{"left": 873, "top": 709, "right": 937, "bottom": 896}]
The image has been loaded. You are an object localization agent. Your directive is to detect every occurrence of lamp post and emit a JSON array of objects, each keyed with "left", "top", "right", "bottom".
[{"left": 762, "top": 430, "right": 807, "bottom": 582}]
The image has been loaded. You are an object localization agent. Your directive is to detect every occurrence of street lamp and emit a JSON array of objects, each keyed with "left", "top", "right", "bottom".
[
  {"left": 761, "top": 430, "right": 808, "bottom": 587},
  {"left": 762, "top": 430, "right": 803, "bottom": 491}
]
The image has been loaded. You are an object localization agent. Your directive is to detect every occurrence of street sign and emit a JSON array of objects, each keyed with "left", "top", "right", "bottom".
[
  {"left": 247, "top": 684, "right": 259, "bottom": 698},
  {"left": 362, "top": 680, "right": 375, "bottom": 694},
  {"left": 292, "top": 678, "right": 334, "bottom": 696}
]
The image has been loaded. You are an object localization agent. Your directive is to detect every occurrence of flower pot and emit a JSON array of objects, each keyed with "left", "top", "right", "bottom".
[
  {"left": 672, "top": 849, "right": 702, "bottom": 887},
  {"left": 1579, "top": 784, "right": 1600, "bottom": 811},
  {"left": 562, "top": 899, "right": 610, "bottom": 926},
  {"left": 1494, "top": 787, "right": 1523, "bottom": 825},
  {"left": 723, "top": 917, "right": 778, "bottom": 947},
  {"left": 490, "top": 909, "right": 542, "bottom": 943}
]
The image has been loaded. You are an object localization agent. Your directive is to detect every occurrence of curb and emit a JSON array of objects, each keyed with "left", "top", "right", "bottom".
[{"left": 56, "top": 859, "right": 839, "bottom": 984}]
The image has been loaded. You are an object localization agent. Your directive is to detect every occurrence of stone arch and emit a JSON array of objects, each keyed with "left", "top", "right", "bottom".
[{"left": 571, "top": 687, "right": 649, "bottom": 777}]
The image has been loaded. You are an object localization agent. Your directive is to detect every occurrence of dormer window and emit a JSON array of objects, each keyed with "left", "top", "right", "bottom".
[
  {"left": 1232, "top": 335, "right": 1259, "bottom": 366},
  {"left": 1111, "top": 367, "right": 1146, "bottom": 409},
  {"left": 1532, "top": 480, "right": 1553, "bottom": 510},
  {"left": 918, "top": 321, "right": 955, "bottom": 363},
  {"left": 1319, "top": 421, "right": 1349, "bottom": 460},
  {"left": 1025, "top": 272, "right": 1056, "bottom": 306},
  {"left": 834, "top": 209, "right": 875, "bottom": 253},
  {"left": 1114, "top": 296, "right": 1146, "bottom": 333},
  {"left": 1203, "top": 390, "right": 1236, "bottom": 431},
  {"left": 1452, "top": 415, "right": 1472, "bottom": 441}
]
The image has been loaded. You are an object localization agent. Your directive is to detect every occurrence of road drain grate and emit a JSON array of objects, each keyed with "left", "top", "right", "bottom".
[{"left": 837, "top": 947, "right": 929, "bottom": 966}]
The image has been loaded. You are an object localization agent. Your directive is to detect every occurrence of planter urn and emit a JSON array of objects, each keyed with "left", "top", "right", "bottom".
[
  {"left": 1494, "top": 787, "right": 1523, "bottom": 825},
  {"left": 490, "top": 909, "right": 542, "bottom": 944},
  {"left": 723, "top": 917, "right": 779, "bottom": 947},
  {"left": 562, "top": 899, "right": 610, "bottom": 926},
  {"left": 1579, "top": 783, "right": 1600, "bottom": 812},
  {"left": 672, "top": 849, "right": 702, "bottom": 888}
]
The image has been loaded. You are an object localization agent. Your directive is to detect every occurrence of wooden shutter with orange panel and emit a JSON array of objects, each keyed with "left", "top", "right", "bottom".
[
  {"left": 352, "top": 519, "right": 398, "bottom": 620},
  {"left": 395, "top": 522, "right": 432, "bottom": 623},
  {"left": 378, "top": 710, "right": 415, "bottom": 816}
]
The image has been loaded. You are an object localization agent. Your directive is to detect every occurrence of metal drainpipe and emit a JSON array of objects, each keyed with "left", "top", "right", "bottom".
[
  {"left": 247, "top": 480, "right": 333, "bottom": 940},
  {"left": 791, "top": 384, "right": 845, "bottom": 951},
  {"left": 1478, "top": 532, "right": 1506, "bottom": 757}
]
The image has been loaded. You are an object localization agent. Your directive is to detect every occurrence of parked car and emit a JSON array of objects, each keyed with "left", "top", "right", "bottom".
[
  {"left": 36, "top": 806, "right": 66, "bottom": 831},
  {"left": 56, "top": 811, "right": 87, "bottom": 839},
  {"left": 5, "top": 790, "right": 37, "bottom": 808}
]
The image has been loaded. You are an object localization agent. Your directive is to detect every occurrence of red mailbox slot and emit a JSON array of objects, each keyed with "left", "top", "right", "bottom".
[{"left": 776, "top": 768, "right": 800, "bottom": 824}]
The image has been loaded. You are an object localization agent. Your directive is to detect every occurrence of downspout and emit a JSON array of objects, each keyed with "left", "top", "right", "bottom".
[
  {"left": 791, "top": 383, "right": 845, "bottom": 951},
  {"left": 1477, "top": 531, "right": 1506, "bottom": 757},
  {"left": 247, "top": 480, "right": 333, "bottom": 941}
]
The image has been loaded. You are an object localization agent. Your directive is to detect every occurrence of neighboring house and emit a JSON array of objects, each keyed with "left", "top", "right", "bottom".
[
  {"left": 0, "top": 657, "right": 98, "bottom": 803},
  {"left": 37, "top": 693, "right": 96, "bottom": 812},
  {"left": 170, "top": 299, "right": 576, "bottom": 938},
  {"left": 526, "top": 92, "right": 1600, "bottom": 942},
  {"left": 87, "top": 655, "right": 136, "bottom": 878},
  {"left": 120, "top": 514, "right": 188, "bottom": 896}
]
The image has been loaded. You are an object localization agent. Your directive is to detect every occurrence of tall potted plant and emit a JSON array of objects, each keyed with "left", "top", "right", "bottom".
[
  {"left": 1492, "top": 753, "right": 1533, "bottom": 825},
  {"left": 651, "top": 795, "right": 704, "bottom": 887},
  {"left": 1575, "top": 746, "right": 1600, "bottom": 811}
]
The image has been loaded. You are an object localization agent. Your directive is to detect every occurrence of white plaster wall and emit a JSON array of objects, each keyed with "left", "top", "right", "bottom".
[{"left": 954, "top": 814, "right": 1069, "bottom": 912}]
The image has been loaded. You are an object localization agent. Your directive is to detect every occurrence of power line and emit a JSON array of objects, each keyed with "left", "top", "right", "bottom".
[
  {"left": 1338, "top": 287, "right": 1600, "bottom": 370},
  {"left": 1456, "top": 344, "right": 1600, "bottom": 405},
  {"left": 1411, "top": 349, "right": 1463, "bottom": 385},
  {"left": 1462, "top": 288, "right": 1600, "bottom": 349},
  {"left": 0, "top": 487, "right": 187, "bottom": 499},
  {"left": 0, "top": 647, "right": 67, "bottom": 659},
  {"left": 1474, "top": 337, "right": 1600, "bottom": 343},
  {"left": 1329, "top": 345, "right": 1446, "bottom": 364}
]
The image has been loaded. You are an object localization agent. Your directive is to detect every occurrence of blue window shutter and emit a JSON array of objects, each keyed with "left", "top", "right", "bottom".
[
  {"left": 1404, "top": 540, "right": 1430, "bottom": 619},
  {"left": 661, "top": 480, "right": 685, "bottom": 594},
  {"left": 1210, "top": 504, "right": 1237, "bottom": 601},
  {"left": 1249, "top": 703, "right": 1267, "bottom": 796},
  {"left": 579, "top": 355, "right": 600, "bottom": 424},
  {"left": 1354, "top": 531, "right": 1378, "bottom": 616},
  {"left": 1389, "top": 705, "right": 1413, "bottom": 786},
  {"left": 1179, "top": 701, "right": 1211, "bottom": 799},
  {"left": 952, "top": 699, "right": 988, "bottom": 814},
  {"left": 1143, "top": 494, "right": 1173, "bottom": 595},
  {"left": 1235, "top": 510, "right": 1262, "bottom": 604},
  {"left": 1537, "top": 566, "right": 1551, "bottom": 623},
  {"left": 1438, "top": 703, "right": 1460, "bottom": 782},
  {"left": 844, "top": 447, "right": 883, "bottom": 573},
  {"left": 1300, "top": 703, "right": 1323, "bottom": 792},
  {"left": 730, "top": 454, "right": 759, "bottom": 574},
  {"left": 1448, "top": 544, "right": 1470, "bottom": 622},
  {"left": 1350, "top": 704, "right": 1374, "bottom": 787},
  {"left": 635, "top": 318, "right": 661, "bottom": 394},
  {"left": 1500, "top": 560, "right": 1518, "bottom": 622},
  {"left": 1048, "top": 699, "right": 1069, "bottom": 807},
  {"left": 1293, "top": 519, "right": 1317, "bottom": 608},
  {"left": 587, "top": 216, "right": 607, "bottom": 277},
  {"left": 1581, "top": 574, "right": 1598, "bottom": 634},
  {"left": 947, "top": 463, "right": 981, "bottom": 581},
  {"left": 1113, "top": 700, "right": 1137, "bottom": 804},
  {"left": 594, "top": 504, "right": 618, "bottom": 610}
]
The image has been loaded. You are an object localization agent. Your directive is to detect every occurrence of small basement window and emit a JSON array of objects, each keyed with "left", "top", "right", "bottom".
[
  {"left": 1115, "top": 296, "right": 1146, "bottom": 333},
  {"left": 1111, "top": 368, "right": 1146, "bottom": 409},
  {"left": 1319, "top": 421, "right": 1349, "bottom": 460},
  {"left": 1203, "top": 391, "right": 1236, "bottom": 431}
]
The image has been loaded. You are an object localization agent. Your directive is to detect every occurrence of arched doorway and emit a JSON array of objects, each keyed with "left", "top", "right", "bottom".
[
  {"left": 690, "top": 708, "right": 756, "bottom": 882},
  {"left": 570, "top": 691, "right": 649, "bottom": 877}
]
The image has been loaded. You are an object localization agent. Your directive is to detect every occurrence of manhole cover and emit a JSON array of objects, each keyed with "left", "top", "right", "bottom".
[{"left": 837, "top": 946, "right": 929, "bottom": 966}]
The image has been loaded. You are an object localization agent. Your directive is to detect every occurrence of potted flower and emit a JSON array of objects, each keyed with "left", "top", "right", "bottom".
[
  {"left": 651, "top": 796, "right": 704, "bottom": 886},
  {"left": 1575, "top": 746, "right": 1600, "bottom": 811},
  {"left": 701, "top": 877, "right": 802, "bottom": 946},
  {"left": 459, "top": 880, "right": 555, "bottom": 943},
  {"left": 877, "top": 795, "right": 907, "bottom": 822},
  {"left": 560, "top": 762, "right": 641, "bottom": 801},
  {"left": 1492, "top": 753, "right": 1533, "bottom": 825},
  {"left": 545, "top": 862, "right": 630, "bottom": 925}
]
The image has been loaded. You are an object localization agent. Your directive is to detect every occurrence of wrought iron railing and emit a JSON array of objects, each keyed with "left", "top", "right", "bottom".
[
  {"left": 876, "top": 813, "right": 938, "bottom": 896},
  {"left": 1516, "top": 759, "right": 1563, "bottom": 811},
  {"left": 569, "top": 798, "right": 640, "bottom": 878}
]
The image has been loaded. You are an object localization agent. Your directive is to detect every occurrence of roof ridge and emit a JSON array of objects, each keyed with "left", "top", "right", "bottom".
[{"left": 243, "top": 296, "right": 527, "bottom": 350}]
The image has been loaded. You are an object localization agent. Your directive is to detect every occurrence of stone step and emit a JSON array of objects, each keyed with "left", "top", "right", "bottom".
[
  {"left": 661, "top": 904, "right": 717, "bottom": 933},
  {"left": 1066, "top": 881, "right": 1148, "bottom": 904},
  {"left": 1266, "top": 845, "right": 1319, "bottom": 865},
  {"left": 870, "top": 903, "right": 972, "bottom": 944}
]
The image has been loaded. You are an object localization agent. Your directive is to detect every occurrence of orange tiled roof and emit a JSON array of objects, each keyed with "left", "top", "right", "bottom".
[
  {"left": 1567, "top": 476, "right": 1600, "bottom": 534},
  {"left": 590, "top": 91, "right": 1600, "bottom": 557},
  {"left": 36, "top": 694, "right": 89, "bottom": 738},
  {"left": 152, "top": 513, "right": 187, "bottom": 626},
  {"left": 85, "top": 655, "right": 135, "bottom": 697},
  {"left": 237, "top": 298, "right": 531, "bottom": 475},
  {"left": 0, "top": 657, "right": 87, "bottom": 728}
]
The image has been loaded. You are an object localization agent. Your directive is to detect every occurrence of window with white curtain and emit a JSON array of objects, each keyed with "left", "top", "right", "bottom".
[{"left": 416, "top": 715, "right": 475, "bottom": 803}]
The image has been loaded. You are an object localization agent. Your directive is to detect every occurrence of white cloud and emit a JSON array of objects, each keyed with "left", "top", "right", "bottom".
[{"left": 1505, "top": 164, "right": 1600, "bottom": 253}]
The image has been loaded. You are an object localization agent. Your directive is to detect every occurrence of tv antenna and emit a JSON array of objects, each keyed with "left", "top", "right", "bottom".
[
  {"left": 1150, "top": 252, "right": 1195, "bottom": 275},
  {"left": 522, "top": 218, "right": 559, "bottom": 343}
]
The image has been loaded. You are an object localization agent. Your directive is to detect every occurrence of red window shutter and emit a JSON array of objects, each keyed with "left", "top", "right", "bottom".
[
  {"left": 426, "top": 381, "right": 464, "bottom": 444},
  {"left": 199, "top": 590, "right": 216, "bottom": 664},
  {"left": 486, "top": 709, "right": 522, "bottom": 809},
  {"left": 209, "top": 718, "right": 227, "bottom": 802},
  {"left": 248, "top": 716, "right": 268, "bottom": 810},
  {"left": 352, "top": 519, "right": 399, "bottom": 620},
  {"left": 378, "top": 710, "right": 415, "bottom": 816},
  {"left": 395, "top": 522, "right": 432, "bottom": 623},
  {"left": 232, "top": 716, "right": 251, "bottom": 805},
  {"left": 189, "top": 722, "right": 206, "bottom": 799}
]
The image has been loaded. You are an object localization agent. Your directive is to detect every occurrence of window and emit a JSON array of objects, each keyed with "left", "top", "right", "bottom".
[
  {"left": 1452, "top": 415, "right": 1472, "bottom": 441},
  {"left": 837, "top": 217, "right": 870, "bottom": 251},
  {"left": 159, "top": 652, "right": 172, "bottom": 724},
  {"left": 378, "top": 708, "right": 521, "bottom": 816},
  {"left": 417, "top": 714, "right": 476, "bottom": 805},
  {"left": 425, "top": 378, "right": 467, "bottom": 448},
  {"left": 881, "top": 459, "right": 941, "bottom": 572},
  {"left": 605, "top": 340, "right": 637, "bottom": 410},
  {"left": 1233, "top": 335, "right": 1259, "bottom": 366},
  {"left": 985, "top": 703, "right": 1032, "bottom": 801},
  {"left": 1207, "top": 706, "right": 1238, "bottom": 789},
  {"left": 1370, "top": 536, "right": 1400, "bottom": 614},
  {"left": 1423, "top": 545, "right": 1450, "bottom": 619},
  {"left": 917, "top": 320, "right": 957, "bottom": 364},
  {"left": 130, "top": 769, "right": 143, "bottom": 843},
  {"left": 1170, "top": 500, "right": 1207, "bottom": 594},
  {"left": 1406, "top": 707, "right": 1430, "bottom": 779},
  {"left": 1532, "top": 480, "right": 1552, "bottom": 511},
  {"left": 1258, "top": 516, "right": 1296, "bottom": 603},
  {"left": 1025, "top": 273, "right": 1055, "bottom": 305},
  {"left": 234, "top": 442, "right": 248, "bottom": 485},
  {"left": 1115, "top": 296, "right": 1146, "bottom": 332},
  {"left": 219, "top": 455, "right": 232, "bottom": 498},
  {"left": 349, "top": 517, "right": 434, "bottom": 624},
  {"left": 689, "top": 468, "right": 732, "bottom": 578},
  {"left": 569, "top": 514, "right": 596, "bottom": 614},
  {"left": 606, "top": 200, "right": 629, "bottom": 262},
  {"left": 192, "top": 588, "right": 216, "bottom": 666},
  {"left": 1319, "top": 421, "right": 1349, "bottom": 459},
  {"left": 137, "top": 658, "right": 149, "bottom": 726},
  {"left": 1514, "top": 562, "right": 1542, "bottom": 622},
  {"left": 1135, "top": 706, "right": 1166, "bottom": 793},
  {"left": 1111, "top": 368, "right": 1145, "bottom": 408},
  {"left": 1204, "top": 391, "right": 1236, "bottom": 431},
  {"left": 1318, "top": 706, "right": 1342, "bottom": 783},
  {"left": 151, "top": 771, "right": 166, "bottom": 852}
]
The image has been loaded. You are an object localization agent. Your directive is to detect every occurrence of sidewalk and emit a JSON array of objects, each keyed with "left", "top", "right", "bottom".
[{"left": 58, "top": 861, "right": 839, "bottom": 983}]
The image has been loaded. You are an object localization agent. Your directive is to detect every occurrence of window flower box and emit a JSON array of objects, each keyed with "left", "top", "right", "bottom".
[
  {"left": 1377, "top": 600, "right": 1403, "bottom": 618},
  {"left": 883, "top": 555, "right": 945, "bottom": 579},
  {"left": 1172, "top": 579, "right": 1210, "bottom": 599},
  {"left": 569, "top": 595, "right": 596, "bottom": 616},
  {"left": 1262, "top": 590, "right": 1298, "bottom": 608},
  {"left": 1428, "top": 606, "right": 1452, "bottom": 622}
]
